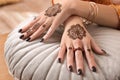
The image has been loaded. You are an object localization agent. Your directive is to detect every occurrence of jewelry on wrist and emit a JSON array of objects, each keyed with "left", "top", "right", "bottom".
[
  {"left": 83, "top": 2, "right": 99, "bottom": 25},
  {"left": 89, "top": 2, "right": 98, "bottom": 22}
]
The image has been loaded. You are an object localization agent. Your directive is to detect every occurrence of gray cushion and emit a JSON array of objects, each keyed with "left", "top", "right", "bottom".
[{"left": 4, "top": 17, "right": 120, "bottom": 80}]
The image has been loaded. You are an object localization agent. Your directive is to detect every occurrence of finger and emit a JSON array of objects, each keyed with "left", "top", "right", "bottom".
[
  {"left": 66, "top": 45, "right": 74, "bottom": 72},
  {"left": 73, "top": 39, "right": 84, "bottom": 75},
  {"left": 83, "top": 42, "right": 97, "bottom": 72},
  {"left": 91, "top": 39, "right": 107, "bottom": 55},
  {"left": 19, "top": 16, "right": 40, "bottom": 33},
  {"left": 20, "top": 17, "right": 47, "bottom": 40},
  {"left": 75, "top": 50, "right": 84, "bottom": 75},
  {"left": 29, "top": 18, "right": 52, "bottom": 41},
  {"left": 43, "top": 10, "right": 70, "bottom": 41},
  {"left": 57, "top": 43, "right": 66, "bottom": 63}
]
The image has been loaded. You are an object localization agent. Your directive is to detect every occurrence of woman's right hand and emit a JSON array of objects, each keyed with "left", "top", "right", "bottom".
[
  {"left": 57, "top": 16, "right": 107, "bottom": 75},
  {"left": 19, "top": 0, "right": 79, "bottom": 42}
]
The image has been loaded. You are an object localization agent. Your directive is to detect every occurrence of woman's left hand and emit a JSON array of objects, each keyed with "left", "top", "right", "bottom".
[
  {"left": 19, "top": 0, "right": 77, "bottom": 42},
  {"left": 57, "top": 16, "right": 106, "bottom": 75}
]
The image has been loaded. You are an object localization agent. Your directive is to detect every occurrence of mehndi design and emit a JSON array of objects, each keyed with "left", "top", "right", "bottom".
[
  {"left": 33, "top": 23, "right": 41, "bottom": 30},
  {"left": 67, "top": 24, "right": 86, "bottom": 40},
  {"left": 26, "top": 23, "right": 40, "bottom": 35},
  {"left": 45, "top": 3, "right": 62, "bottom": 17}
]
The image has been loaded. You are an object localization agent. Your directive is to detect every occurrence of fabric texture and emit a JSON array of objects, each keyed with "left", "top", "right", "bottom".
[
  {"left": 4, "top": 17, "right": 120, "bottom": 80},
  {"left": 0, "top": 0, "right": 20, "bottom": 5}
]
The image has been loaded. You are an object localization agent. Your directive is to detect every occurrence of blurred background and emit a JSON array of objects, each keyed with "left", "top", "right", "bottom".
[
  {"left": 0, "top": 0, "right": 51, "bottom": 80},
  {"left": 0, "top": 0, "right": 51, "bottom": 34}
]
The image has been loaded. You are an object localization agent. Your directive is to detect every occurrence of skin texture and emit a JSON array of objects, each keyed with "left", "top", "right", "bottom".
[{"left": 18, "top": 0, "right": 120, "bottom": 75}]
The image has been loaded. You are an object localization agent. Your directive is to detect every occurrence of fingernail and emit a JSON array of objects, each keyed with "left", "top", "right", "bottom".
[
  {"left": 20, "top": 35, "right": 24, "bottom": 39},
  {"left": 18, "top": 29, "right": 22, "bottom": 33},
  {"left": 78, "top": 69, "right": 83, "bottom": 75},
  {"left": 69, "top": 65, "right": 73, "bottom": 72},
  {"left": 33, "top": 16, "right": 37, "bottom": 20},
  {"left": 92, "top": 66, "right": 96, "bottom": 72},
  {"left": 40, "top": 38, "right": 44, "bottom": 42},
  {"left": 101, "top": 49, "right": 107, "bottom": 54},
  {"left": 26, "top": 37, "right": 31, "bottom": 42},
  {"left": 58, "top": 58, "right": 61, "bottom": 63}
]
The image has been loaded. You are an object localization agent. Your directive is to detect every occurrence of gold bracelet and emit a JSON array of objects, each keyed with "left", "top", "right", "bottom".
[
  {"left": 83, "top": 2, "right": 93, "bottom": 25},
  {"left": 91, "top": 2, "right": 98, "bottom": 21},
  {"left": 89, "top": 2, "right": 98, "bottom": 22}
]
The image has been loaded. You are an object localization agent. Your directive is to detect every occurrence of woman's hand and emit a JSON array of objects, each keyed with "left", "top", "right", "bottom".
[
  {"left": 57, "top": 16, "right": 106, "bottom": 75},
  {"left": 19, "top": 0, "right": 77, "bottom": 41}
]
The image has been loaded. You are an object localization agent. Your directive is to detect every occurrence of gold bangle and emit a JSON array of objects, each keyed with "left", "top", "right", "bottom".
[
  {"left": 91, "top": 2, "right": 98, "bottom": 21},
  {"left": 89, "top": 2, "right": 98, "bottom": 22}
]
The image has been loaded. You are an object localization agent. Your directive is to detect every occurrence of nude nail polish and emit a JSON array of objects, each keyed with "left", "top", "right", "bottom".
[
  {"left": 69, "top": 65, "right": 73, "bottom": 72},
  {"left": 18, "top": 29, "right": 22, "bottom": 33},
  {"left": 26, "top": 37, "right": 31, "bottom": 42},
  {"left": 40, "top": 38, "right": 44, "bottom": 42},
  {"left": 58, "top": 58, "right": 61, "bottom": 63},
  {"left": 92, "top": 66, "right": 96, "bottom": 72},
  {"left": 20, "top": 35, "right": 24, "bottom": 39},
  {"left": 78, "top": 69, "right": 83, "bottom": 75}
]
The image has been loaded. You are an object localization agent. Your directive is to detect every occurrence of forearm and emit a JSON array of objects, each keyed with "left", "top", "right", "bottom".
[
  {"left": 53, "top": 0, "right": 119, "bottom": 28},
  {"left": 72, "top": 1, "right": 119, "bottom": 28}
]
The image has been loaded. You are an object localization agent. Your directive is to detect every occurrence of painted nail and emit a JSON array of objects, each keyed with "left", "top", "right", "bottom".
[
  {"left": 101, "top": 49, "right": 107, "bottom": 54},
  {"left": 33, "top": 16, "right": 37, "bottom": 20},
  {"left": 26, "top": 37, "right": 31, "bottom": 42},
  {"left": 78, "top": 69, "right": 83, "bottom": 75},
  {"left": 20, "top": 35, "right": 24, "bottom": 39},
  {"left": 58, "top": 58, "right": 61, "bottom": 63},
  {"left": 92, "top": 66, "right": 96, "bottom": 72},
  {"left": 18, "top": 29, "right": 22, "bottom": 33},
  {"left": 69, "top": 65, "right": 73, "bottom": 72},
  {"left": 40, "top": 38, "right": 44, "bottom": 42}
]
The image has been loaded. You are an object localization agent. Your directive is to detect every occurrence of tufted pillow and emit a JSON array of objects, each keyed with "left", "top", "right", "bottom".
[
  {"left": 4, "top": 17, "right": 120, "bottom": 80},
  {"left": 0, "top": 0, "right": 20, "bottom": 6}
]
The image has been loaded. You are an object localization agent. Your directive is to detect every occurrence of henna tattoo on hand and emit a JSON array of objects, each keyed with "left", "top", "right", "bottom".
[
  {"left": 67, "top": 24, "right": 86, "bottom": 40},
  {"left": 45, "top": 3, "right": 62, "bottom": 17},
  {"left": 26, "top": 29, "right": 34, "bottom": 35},
  {"left": 26, "top": 23, "right": 40, "bottom": 35},
  {"left": 32, "top": 23, "right": 40, "bottom": 30}
]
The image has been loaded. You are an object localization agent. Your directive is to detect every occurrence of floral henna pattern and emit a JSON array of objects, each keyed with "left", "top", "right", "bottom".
[
  {"left": 67, "top": 24, "right": 86, "bottom": 40},
  {"left": 45, "top": 3, "right": 62, "bottom": 17}
]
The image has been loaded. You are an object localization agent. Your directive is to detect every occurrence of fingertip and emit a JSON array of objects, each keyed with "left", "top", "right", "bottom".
[
  {"left": 101, "top": 49, "right": 109, "bottom": 56},
  {"left": 40, "top": 38, "right": 44, "bottom": 42},
  {"left": 77, "top": 69, "right": 83, "bottom": 75},
  {"left": 26, "top": 37, "right": 31, "bottom": 42},
  {"left": 57, "top": 58, "right": 62, "bottom": 63},
  {"left": 68, "top": 65, "right": 73, "bottom": 72},
  {"left": 18, "top": 29, "right": 22, "bottom": 33},
  {"left": 91, "top": 66, "right": 97, "bottom": 72},
  {"left": 20, "top": 35, "right": 24, "bottom": 39}
]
